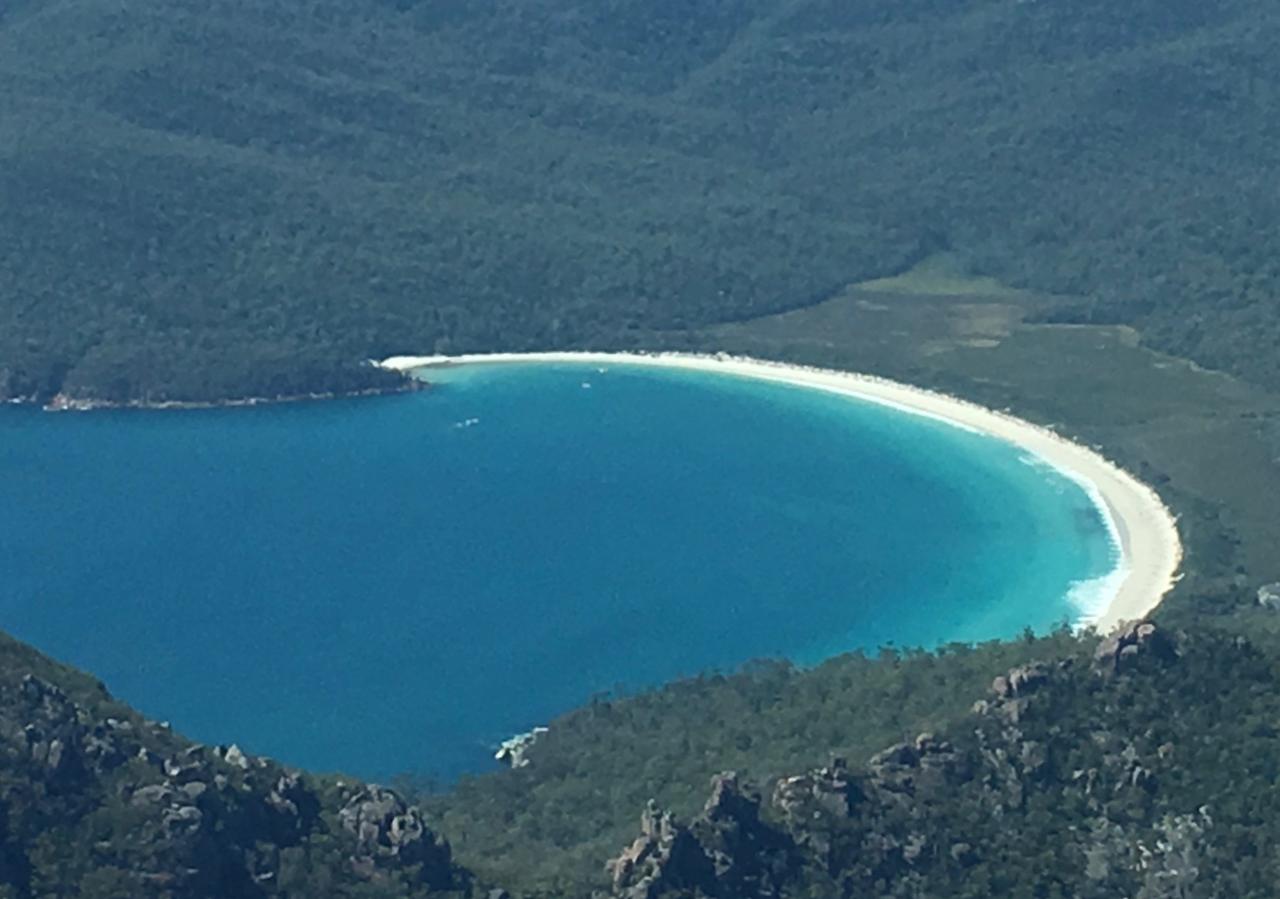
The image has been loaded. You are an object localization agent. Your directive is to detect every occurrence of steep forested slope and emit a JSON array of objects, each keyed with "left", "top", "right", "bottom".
[
  {"left": 591, "top": 621, "right": 1280, "bottom": 899},
  {"left": 3, "top": 0, "right": 1280, "bottom": 402},
  {"left": 11, "top": 612, "right": 1280, "bottom": 898}
]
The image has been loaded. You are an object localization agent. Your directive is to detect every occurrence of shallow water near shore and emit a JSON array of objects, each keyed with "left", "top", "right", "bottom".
[{"left": 0, "top": 363, "right": 1115, "bottom": 778}]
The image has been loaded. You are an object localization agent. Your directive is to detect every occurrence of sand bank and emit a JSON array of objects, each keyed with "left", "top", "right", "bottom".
[{"left": 378, "top": 351, "right": 1182, "bottom": 633}]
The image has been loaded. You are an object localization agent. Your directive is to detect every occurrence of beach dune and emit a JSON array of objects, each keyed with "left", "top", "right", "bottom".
[{"left": 377, "top": 351, "right": 1183, "bottom": 633}]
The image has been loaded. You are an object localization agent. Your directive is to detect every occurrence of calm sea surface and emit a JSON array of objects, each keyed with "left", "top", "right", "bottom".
[{"left": 0, "top": 363, "right": 1115, "bottom": 778}]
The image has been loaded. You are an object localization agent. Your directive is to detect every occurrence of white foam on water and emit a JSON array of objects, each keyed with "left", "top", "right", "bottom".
[
  {"left": 1066, "top": 561, "right": 1131, "bottom": 629},
  {"left": 1015, "top": 453, "right": 1127, "bottom": 629}
]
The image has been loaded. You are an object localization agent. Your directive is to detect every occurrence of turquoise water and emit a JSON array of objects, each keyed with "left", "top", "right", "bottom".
[{"left": 0, "top": 362, "right": 1116, "bottom": 778}]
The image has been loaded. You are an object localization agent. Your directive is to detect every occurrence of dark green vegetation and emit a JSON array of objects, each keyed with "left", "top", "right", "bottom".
[
  {"left": 588, "top": 619, "right": 1280, "bottom": 899},
  {"left": 5, "top": 0, "right": 1280, "bottom": 402},
  {"left": 427, "top": 633, "right": 1083, "bottom": 891}
]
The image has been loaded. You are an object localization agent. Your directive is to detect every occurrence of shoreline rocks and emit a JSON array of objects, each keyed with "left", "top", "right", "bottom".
[{"left": 496, "top": 726, "right": 549, "bottom": 769}]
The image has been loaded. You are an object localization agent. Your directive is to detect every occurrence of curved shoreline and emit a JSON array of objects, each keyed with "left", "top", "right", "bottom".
[{"left": 378, "top": 351, "right": 1184, "bottom": 633}]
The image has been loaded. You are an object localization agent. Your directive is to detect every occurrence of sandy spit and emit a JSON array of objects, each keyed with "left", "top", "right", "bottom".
[{"left": 377, "top": 351, "right": 1183, "bottom": 634}]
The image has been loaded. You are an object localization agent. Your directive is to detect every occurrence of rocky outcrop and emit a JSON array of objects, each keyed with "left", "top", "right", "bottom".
[
  {"left": 107, "top": 759, "right": 458, "bottom": 894},
  {"left": 971, "top": 660, "right": 1064, "bottom": 723},
  {"left": 607, "top": 800, "right": 717, "bottom": 899},
  {"left": 750, "top": 635, "right": 1188, "bottom": 893},
  {"left": 264, "top": 770, "right": 319, "bottom": 836},
  {"left": 495, "top": 726, "right": 548, "bottom": 768},
  {"left": 771, "top": 758, "right": 862, "bottom": 869},
  {"left": 607, "top": 774, "right": 795, "bottom": 899},
  {"left": 610, "top": 742, "right": 991, "bottom": 899},
  {"left": 691, "top": 774, "right": 794, "bottom": 897},
  {"left": 338, "top": 786, "right": 458, "bottom": 889},
  {"left": 0, "top": 675, "right": 171, "bottom": 795},
  {"left": 0, "top": 669, "right": 466, "bottom": 897},
  {"left": 773, "top": 757, "right": 861, "bottom": 824},
  {"left": 1093, "top": 621, "right": 1178, "bottom": 676},
  {"left": 6, "top": 676, "right": 90, "bottom": 789},
  {"left": 867, "top": 733, "right": 969, "bottom": 798},
  {"left": 990, "top": 662, "right": 1052, "bottom": 700},
  {"left": 121, "top": 762, "right": 258, "bottom": 894}
]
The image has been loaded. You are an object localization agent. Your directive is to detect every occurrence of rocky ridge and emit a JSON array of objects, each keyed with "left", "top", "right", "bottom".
[
  {"left": 0, "top": 668, "right": 466, "bottom": 897},
  {"left": 603, "top": 620, "right": 1187, "bottom": 899}
]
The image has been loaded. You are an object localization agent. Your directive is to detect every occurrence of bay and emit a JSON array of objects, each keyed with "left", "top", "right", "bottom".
[{"left": 0, "top": 363, "right": 1115, "bottom": 778}]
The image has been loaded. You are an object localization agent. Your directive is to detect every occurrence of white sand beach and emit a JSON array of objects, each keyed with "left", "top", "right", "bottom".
[{"left": 377, "top": 351, "right": 1183, "bottom": 633}]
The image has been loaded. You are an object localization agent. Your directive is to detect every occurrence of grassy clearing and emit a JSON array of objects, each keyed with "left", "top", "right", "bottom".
[{"left": 852, "top": 253, "right": 1032, "bottom": 298}]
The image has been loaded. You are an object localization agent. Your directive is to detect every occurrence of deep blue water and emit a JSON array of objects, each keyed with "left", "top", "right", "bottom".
[{"left": 0, "top": 363, "right": 1115, "bottom": 779}]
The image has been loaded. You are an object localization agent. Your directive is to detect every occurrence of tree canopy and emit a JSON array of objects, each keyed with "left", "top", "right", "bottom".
[{"left": 4, "top": 0, "right": 1280, "bottom": 401}]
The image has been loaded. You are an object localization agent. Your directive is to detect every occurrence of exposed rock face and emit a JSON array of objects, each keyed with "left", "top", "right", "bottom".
[
  {"left": 867, "top": 733, "right": 970, "bottom": 797},
  {"left": 220, "top": 743, "right": 252, "bottom": 770},
  {"left": 265, "top": 770, "right": 319, "bottom": 837},
  {"left": 607, "top": 800, "right": 716, "bottom": 899},
  {"left": 974, "top": 660, "right": 1066, "bottom": 723},
  {"left": 691, "top": 774, "right": 794, "bottom": 897},
  {"left": 1093, "top": 621, "right": 1178, "bottom": 676},
  {"left": 338, "top": 786, "right": 457, "bottom": 888},
  {"left": 730, "top": 633, "right": 1186, "bottom": 894},
  {"left": 117, "top": 753, "right": 458, "bottom": 894},
  {"left": 991, "top": 662, "right": 1052, "bottom": 700},
  {"left": 0, "top": 677, "right": 253, "bottom": 891},
  {"left": 772, "top": 758, "right": 861, "bottom": 869},
  {"left": 773, "top": 757, "right": 861, "bottom": 824},
  {"left": 608, "top": 775, "right": 795, "bottom": 899},
  {"left": 9, "top": 676, "right": 88, "bottom": 788},
  {"left": 0, "top": 671, "right": 464, "bottom": 896},
  {"left": 0, "top": 675, "right": 166, "bottom": 792},
  {"left": 83, "top": 717, "right": 135, "bottom": 771},
  {"left": 130, "top": 780, "right": 209, "bottom": 849}
]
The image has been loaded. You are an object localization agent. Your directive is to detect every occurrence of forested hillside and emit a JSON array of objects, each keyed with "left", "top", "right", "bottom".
[
  {"left": 4, "top": 0, "right": 1280, "bottom": 402},
  {"left": 8, "top": 609, "right": 1280, "bottom": 898},
  {"left": 587, "top": 620, "right": 1280, "bottom": 899}
]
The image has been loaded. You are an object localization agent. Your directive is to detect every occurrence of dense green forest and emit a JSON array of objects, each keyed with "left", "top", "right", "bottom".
[{"left": 4, "top": 0, "right": 1280, "bottom": 402}]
